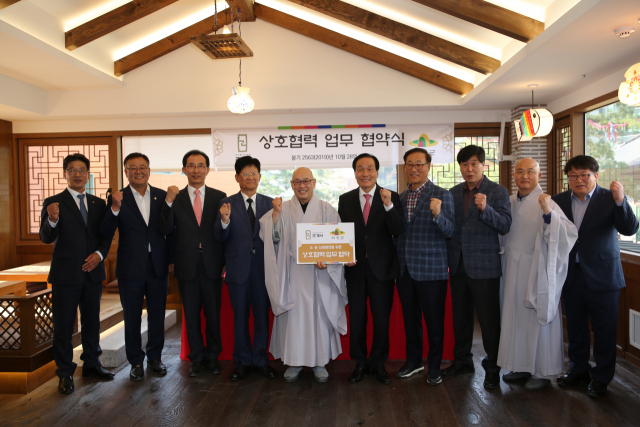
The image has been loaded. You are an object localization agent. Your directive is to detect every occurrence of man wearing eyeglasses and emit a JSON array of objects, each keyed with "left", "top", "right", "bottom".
[
  {"left": 100, "top": 152, "right": 175, "bottom": 381},
  {"left": 214, "top": 156, "right": 276, "bottom": 381},
  {"left": 259, "top": 167, "right": 347, "bottom": 383},
  {"left": 160, "top": 149, "right": 227, "bottom": 378},
  {"left": 40, "top": 153, "right": 114, "bottom": 395},
  {"left": 552, "top": 155, "right": 638, "bottom": 398},
  {"left": 443, "top": 145, "right": 511, "bottom": 389}
]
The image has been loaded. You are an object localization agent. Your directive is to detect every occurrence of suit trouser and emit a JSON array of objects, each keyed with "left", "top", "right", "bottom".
[
  {"left": 227, "top": 254, "right": 271, "bottom": 367},
  {"left": 346, "top": 258, "right": 395, "bottom": 369},
  {"left": 178, "top": 252, "right": 223, "bottom": 363},
  {"left": 449, "top": 257, "right": 501, "bottom": 374},
  {"left": 396, "top": 266, "right": 448, "bottom": 373},
  {"left": 562, "top": 265, "right": 620, "bottom": 384},
  {"left": 51, "top": 275, "right": 103, "bottom": 378},
  {"left": 118, "top": 254, "right": 169, "bottom": 365}
]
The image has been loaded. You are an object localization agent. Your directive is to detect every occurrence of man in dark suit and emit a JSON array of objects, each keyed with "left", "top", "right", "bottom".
[
  {"left": 100, "top": 152, "right": 174, "bottom": 381},
  {"left": 338, "top": 153, "right": 403, "bottom": 385},
  {"left": 552, "top": 155, "right": 638, "bottom": 397},
  {"left": 159, "top": 149, "right": 226, "bottom": 377},
  {"left": 214, "top": 156, "right": 276, "bottom": 381},
  {"left": 395, "top": 148, "right": 455, "bottom": 386},
  {"left": 442, "top": 145, "right": 511, "bottom": 389},
  {"left": 40, "top": 153, "right": 115, "bottom": 395}
]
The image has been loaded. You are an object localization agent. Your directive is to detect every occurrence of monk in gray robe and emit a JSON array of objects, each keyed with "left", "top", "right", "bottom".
[
  {"left": 259, "top": 167, "right": 347, "bottom": 383},
  {"left": 498, "top": 158, "right": 578, "bottom": 390}
]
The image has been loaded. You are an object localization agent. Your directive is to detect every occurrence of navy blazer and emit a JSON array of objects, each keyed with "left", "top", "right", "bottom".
[
  {"left": 100, "top": 185, "right": 175, "bottom": 280},
  {"left": 449, "top": 176, "right": 511, "bottom": 280},
  {"left": 214, "top": 192, "right": 273, "bottom": 285},
  {"left": 552, "top": 185, "right": 639, "bottom": 291},
  {"left": 398, "top": 180, "right": 455, "bottom": 281},
  {"left": 338, "top": 185, "right": 403, "bottom": 282},
  {"left": 40, "top": 189, "right": 112, "bottom": 286}
]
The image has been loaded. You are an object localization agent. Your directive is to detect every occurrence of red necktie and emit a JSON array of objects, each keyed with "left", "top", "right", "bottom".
[
  {"left": 363, "top": 194, "right": 371, "bottom": 225},
  {"left": 193, "top": 189, "right": 203, "bottom": 225}
]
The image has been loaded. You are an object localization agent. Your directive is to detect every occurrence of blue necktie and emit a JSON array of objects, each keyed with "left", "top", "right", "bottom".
[{"left": 77, "top": 193, "right": 88, "bottom": 226}]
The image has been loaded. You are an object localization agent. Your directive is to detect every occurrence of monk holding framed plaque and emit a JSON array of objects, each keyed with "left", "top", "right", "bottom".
[{"left": 296, "top": 223, "right": 355, "bottom": 264}]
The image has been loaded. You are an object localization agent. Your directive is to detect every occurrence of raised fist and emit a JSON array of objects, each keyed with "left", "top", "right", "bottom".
[
  {"left": 111, "top": 190, "right": 123, "bottom": 212},
  {"left": 610, "top": 181, "right": 624, "bottom": 204},
  {"left": 166, "top": 186, "right": 180, "bottom": 203},
  {"left": 538, "top": 193, "right": 552, "bottom": 215},
  {"left": 430, "top": 198, "right": 442, "bottom": 218},
  {"left": 220, "top": 203, "right": 231, "bottom": 224},
  {"left": 47, "top": 202, "right": 60, "bottom": 223},
  {"left": 380, "top": 188, "right": 392, "bottom": 207},
  {"left": 474, "top": 193, "right": 487, "bottom": 212},
  {"left": 272, "top": 197, "right": 283, "bottom": 213}
]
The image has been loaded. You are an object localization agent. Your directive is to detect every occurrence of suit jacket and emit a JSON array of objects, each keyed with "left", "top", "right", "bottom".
[
  {"left": 449, "top": 176, "right": 511, "bottom": 279},
  {"left": 159, "top": 185, "right": 226, "bottom": 281},
  {"left": 100, "top": 185, "right": 175, "bottom": 280},
  {"left": 39, "top": 189, "right": 112, "bottom": 286},
  {"left": 397, "top": 180, "right": 455, "bottom": 281},
  {"left": 338, "top": 185, "right": 403, "bottom": 282},
  {"left": 214, "top": 191, "right": 273, "bottom": 285},
  {"left": 552, "top": 184, "right": 639, "bottom": 291}
]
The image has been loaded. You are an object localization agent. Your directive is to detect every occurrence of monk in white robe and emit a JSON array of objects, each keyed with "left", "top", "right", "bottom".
[
  {"left": 498, "top": 158, "right": 578, "bottom": 391},
  {"left": 259, "top": 167, "right": 347, "bottom": 383}
]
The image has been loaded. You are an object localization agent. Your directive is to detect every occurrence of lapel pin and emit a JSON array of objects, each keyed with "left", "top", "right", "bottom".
[{"left": 154, "top": 197, "right": 157, "bottom": 200}]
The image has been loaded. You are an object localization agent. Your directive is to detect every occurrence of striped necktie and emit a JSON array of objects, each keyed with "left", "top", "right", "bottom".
[{"left": 77, "top": 193, "right": 88, "bottom": 226}]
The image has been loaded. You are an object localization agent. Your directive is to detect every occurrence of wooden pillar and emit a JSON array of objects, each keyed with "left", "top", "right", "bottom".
[{"left": 0, "top": 119, "right": 17, "bottom": 271}]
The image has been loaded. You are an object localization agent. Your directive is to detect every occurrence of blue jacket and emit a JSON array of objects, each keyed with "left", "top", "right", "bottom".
[
  {"left": 398, "top": 180, "right": 455, "bottom": 281},
  {"left": 449, "top": 176, "right": 511, "bottom": 279},
  {"left": 553, "top": 185, "right": 638, "bottom": 291},
  {"left": 214, "top": 192, "right": 273, "bottom": 285}
]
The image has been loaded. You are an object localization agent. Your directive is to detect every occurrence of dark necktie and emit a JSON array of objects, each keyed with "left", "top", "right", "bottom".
[
  {"left": 247, "top": 198, "right": 256, "bottom": 234},
  {"left": 77, "top": 193, "right": 88, "bottom": 226}
]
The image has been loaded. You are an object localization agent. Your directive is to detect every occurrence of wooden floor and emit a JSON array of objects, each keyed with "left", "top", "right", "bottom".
[{"left": 2, "top": 323, "right": 640, "bottom": 427}]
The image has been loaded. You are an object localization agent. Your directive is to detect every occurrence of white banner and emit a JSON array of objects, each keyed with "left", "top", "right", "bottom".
[{"left": 212, "top": 124, "right": 454, "bottom": 170}]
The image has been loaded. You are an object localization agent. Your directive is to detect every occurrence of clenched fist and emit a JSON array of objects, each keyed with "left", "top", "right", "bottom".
[
  {"left": 166, "top": 186, "right": 180, "bottom": 203},
  {"left": 272, "top": 197, "right": 283, "bottom": 224},
  {"left": 430, "top": 198, "right": 442, "bottom": 219},
  {"left": 220, "top": 203, "right": 231, "bottom": 224},
  {"left": 474, "top": 193, "right": 487, "bottom": 212},
  {"left": 47, "top": 202, "right": 60, "bottom": 223},
  {"left": 538, "top": 193, "right": 552, "bottom": 215},
  {"left": 610, "top": 181, "right": 624, "bottom": 204},
  {"left": 111, "top": 190, "right": 123, "bottom": 212},
  {"left": 380, "top": 188, "right": 392, "bottom": 207}
]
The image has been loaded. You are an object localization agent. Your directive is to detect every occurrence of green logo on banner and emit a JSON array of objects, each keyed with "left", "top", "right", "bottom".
[{"left": 238, "top": 134, "right": 248, "bottom": 152}]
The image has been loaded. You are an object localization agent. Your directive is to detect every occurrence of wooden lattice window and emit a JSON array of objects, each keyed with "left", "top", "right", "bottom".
[{"left": 555, "top": 124, "right": 571, "bottom": 194}]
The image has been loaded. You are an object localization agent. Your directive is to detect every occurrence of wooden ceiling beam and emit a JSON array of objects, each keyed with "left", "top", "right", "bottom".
[
  {"left": 254, "top": 3, "right": 473, "bottom": 95},
  {"left": 114, "top": 12, "right": 253, "bottom": 76},
  {"left": 0, "top": 0, "right": 22, "bottom": 10},
  {"left": 226, "top": 0, "right": 255, "bottom": 21},
  {"left": 65, "top": 0, "right": 181, "bottom": 51},
  {"left": 286, "top": 0, "right": 498, "bottom": 74},
  {"left": 411, "top": 0, "right": 544, "bottom": 43}
]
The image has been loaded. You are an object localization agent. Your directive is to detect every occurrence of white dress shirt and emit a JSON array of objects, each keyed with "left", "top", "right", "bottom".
[
  {"left": 221, "top": 192, "right": 256, "bottom": 229},
  {"left": 166, "top": 185, "right": 205, "bottom": 209},
  {"left": 112, "top": 185, "right": 151, "bottom": 252}
]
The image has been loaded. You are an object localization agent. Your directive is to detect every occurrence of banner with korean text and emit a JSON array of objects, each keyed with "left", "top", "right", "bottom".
[{"left": 212, "top": 124, "right": 454, "bottom": 170}]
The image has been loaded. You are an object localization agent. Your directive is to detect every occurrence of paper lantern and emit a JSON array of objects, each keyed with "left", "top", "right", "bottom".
[
  {"left": 618, "top": 63, "right": 640, "bottom": 107},
  {"left": 228, "top": 86, "right": 254, "bottom": 114},
  {"left": 514, "top": 108, "right": 553, "bottom": 141}
]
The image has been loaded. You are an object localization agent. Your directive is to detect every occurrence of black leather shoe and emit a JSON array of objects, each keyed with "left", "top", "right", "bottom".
[
  {"left": 371, "top": 367, "right": 392, "bottom": 385},
  {"left": 427, "top": 370, "right": 442, "bottom": 386},
  {"left": 441, "top": 361, "right": 475, "bottom": 376},
  {"left": 502, "top": 371, "right": 531, "bottom": 382},
  {"left": 586, "top": 378, "right": 608, "bottom": 398},
  {"left": 556, "top": 370, "right": 590, "bottom": 387},
  {"left": 130, "top": 364, "right": 145, "bottom": 381},
  {"left": 348, "top": 363, "right": 370, "bottom": 384},
  {"left": 58, "top": 376, "right": 74, "bottom": 395},
  {"left": 484, "top": 372, "right": 500, "bottom": 389},
  {"left": 148, "top": 360, "right": 167, "bottom": 376},
  {"left": 189, "top": 362, "right": 203, "bottom": 377},
  {"left": 207, "top": 359, "right": 222, "bottom": 375},
  {"left": 82, "top": 366, "right": 115, "bottom": 380},
  {"left": 254, "top": 364, "right": 277, "bottom": 379},
  {"left": 229, "top": 364, "right": 248, "bottom": 381},
  {"left": 396, "top": 362, "right": 424, "bottom": 378}
]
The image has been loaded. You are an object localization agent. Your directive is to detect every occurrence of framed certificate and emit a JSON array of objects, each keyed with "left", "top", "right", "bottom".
[{"left": 296, "top": 223, "right": 355, "bottom": 264}]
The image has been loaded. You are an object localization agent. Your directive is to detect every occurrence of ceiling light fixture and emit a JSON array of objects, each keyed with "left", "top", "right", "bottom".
[
  {"left": 618, "top": 63, "right": 640, "bottom": 107},
  {"left": 514, "top": 84, "right": 553, "bottom": 141},
  {"left": 614, "top": 26, "right": 635, "bottom": 38}
]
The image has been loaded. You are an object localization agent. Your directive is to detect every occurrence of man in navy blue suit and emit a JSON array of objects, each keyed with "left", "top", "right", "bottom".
[
  {"left": 100, "top": 152, "right": 174, "bottom": 381},
  {"left": 214, "top": 156, "right": 276, "bottom": 381},
  {"left": 553, "top": 155, "right": 638, "bottom": 397},
  {"left": 443, "top": 145, "right": 511, "bottom": 389},
  {"left": 395, "top": 148, "right": 456, "bottom": 385}
]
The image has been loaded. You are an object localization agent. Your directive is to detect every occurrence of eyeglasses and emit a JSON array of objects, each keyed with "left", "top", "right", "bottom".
[
  {"left": 185, "top": 165, "right": 208, "bottom": 171},
  {"left": 125, "top": 166, "right": 148, "bottom": 173},
  {"left": 405, "top": 163, "right": 428, "bottom": 170},
  {"left": 66, "top": 168, "right": 88, "bottom": 175},
  {"left": 291, "top": 179, "right": 315, "bottom": 187},
  {"left": 241, "top": 172, "right": 259, "bottom": 178},
  {"left": 567, "top": 173, "right": 593, "bottom": 181}
]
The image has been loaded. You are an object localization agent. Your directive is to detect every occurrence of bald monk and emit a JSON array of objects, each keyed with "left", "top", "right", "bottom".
[{"left": 259, "top": 168, "right": 347, "bottom": 383}]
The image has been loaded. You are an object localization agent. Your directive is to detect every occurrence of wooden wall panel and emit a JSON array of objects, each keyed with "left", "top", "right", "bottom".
[
  {"left": 621, "top": 257, "right": 640, "bottom": 364},
  {"left": 0, "top": 119, "right": 18, "bottom": 271}
]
